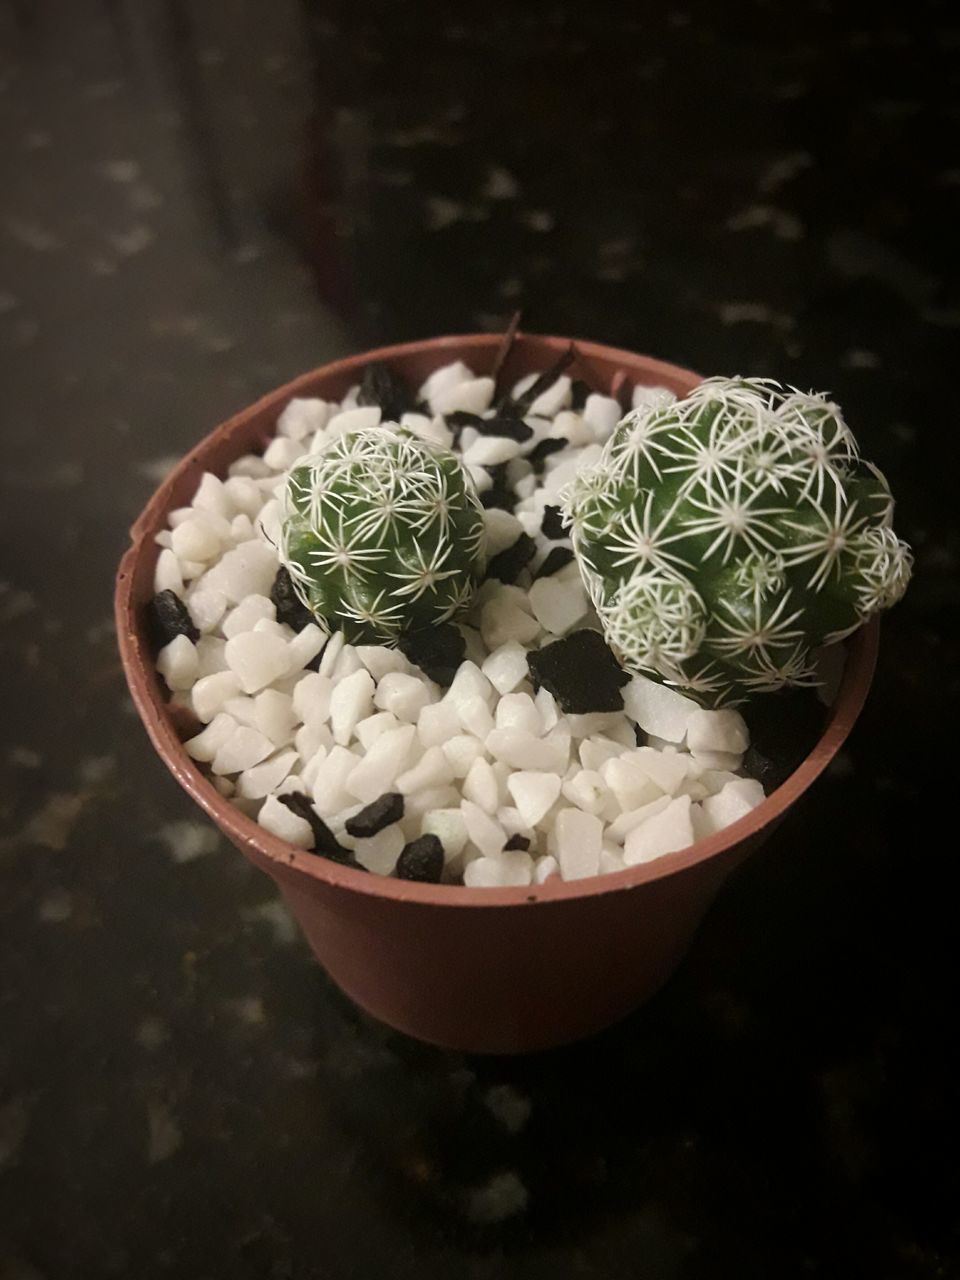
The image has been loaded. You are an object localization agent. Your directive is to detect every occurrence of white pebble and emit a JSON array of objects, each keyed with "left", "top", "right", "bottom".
[
  {"left": 157, "top": 634, "right": 199, "bottom": 691},
  {"left": 254, "top": 689, "right": 297, "bottom": 745},
  {"left": 256, "top": 499, "right": 283, "bottom": 548},
  {"left": 461, "top": 801, "right": 507, "bottom": 858},
  {"left": 686, "top": 709, "right": 750, "bottom": 756},
  {"left": 374, "top": 672, "right": 432, "bottom": 722},
  {"left": 623, "top": 674, "right": 698, "bottom": 744},
  {"left": 420, "top": 360, "right": 474, "bottom": 404},
  {"left": 200, "top": 540, "right": 277, "bottom": 604},
  {"left": 222, "top": 594, "right": 275, "bottom": 638},
  {"left": 462, "top": 757, "right": 500, "bottom": 814},
  {"left": 154, "top": 549, "right": 183, "bottom": 594},
  {"left": 458, "top": 696, "right": 496, "bottom": 740},
  {"left": 442, "top": 734, "right": 486, "bottom": 777},
  {"left": 396, "top": 747, "right": 454, "bottom": 795},
  {"left": 285, "top": 624, "right": 327, "bottom": 675},
  {"left": 623, "top": 795, "right": 694, "bottom": 866},
  {"left": 487, "top": 729, "right": 567, "bottom": 773},
  {"left": 579, "top": 736, "right": 625, "bottom": 772},
  {"left": 188, "top": 588, "right": 228, "bottom": 633},
  {"left": 277, "top": 397, "right": 333, "bottom": 440},
  {"left": 324, "top": 405, "right": 382, "bottom": 439},
  {"left": 422, "top": 808, "right": 468, "bottom": 859},
  {"left": 495, "top": 692, "right": 542, "bottom": 736},
  {"left": 535, "top": 687, "right": 559, "bottom": 732},
  {"left": 184, "top": 713, "right": 237, "bottom": 763},
  {"left": 528, "top": 375, "right": 571, "bottom": 418},
  {"left": 171, "top": 517, "right": 222, "bottom": 563},
  {"left": 533, "top": 855, "right": 560, "bottom": 884},
  {"left": 605, "top": 795, "right": 672, "bottom": 844},
  {"left": 225, "top": 630, "right": 290, "bottom": 694},
  {"left": 549, "top": 410, "right": 592, "bottom": 448},
  {"left": 331, "top": 644, "right": 363, "bottom": 680},
  {"left": 582, "top": 393, "right": 622, "bottom": 441},
  {"left": 599, "top": 846, "right": 626, "bottom": 875},
  {"left": 355, "top": 711, "right": 400, "bottom": 750},
  {"left": 353, "top": 824, "right": 405, "bottom": 875},
  {"left": 312, "top": 745, "right": 360, "bottom": 813},
  {"left": 263, "top": 436, "right": 305, "bottom": 472},
  {"left": 430, "top": 376, "right": 494, "bottom": 417},
  {"left": 463, "top": 435, "right": 521, "bottom": 467},
  {"left": 238, "top": 749, "right": 298, "bottom": 799},
  {"left": 630, "top": 746, "right": 689, "bottom": 795},
  {"left": 354, "top": 645, "right": 412, "bottom": 680},
  {"left": 417, "top": 700, "right": 461, "bottom": 749},
  {"left": 561, "top": 769, "right": 610, "bottom": 816},
  {"left": 699, "top": 778, "right": 765, "bottom": 834},
  {"left": 258, "top": 794, "right": 313, "bottom": 848},
  {"left": 689, "top": 749, "right": 744, "bottom": 772},
  {"left": 191, "top": 671, "right": 241, "bottom": 722},
  {"left": 480, "top": 598, "right": 540, "bottom": 650},
  {"left": 483, "top": 509, "right": 524, "bottom": 557},
  {"left": 346, "top": 725, "right": 416, "bottom": 803},
  {"left": 223, "top": 476, "right": 263, "bottom": 517},
  {"left": 632, "top": 384, "right": 676, "bottom": 410},
  {"left": 317, "top": 631, "right": 345, "bottom": 677},
  {"left": 527, "top": 577, "right": 587, "bottom": 636},
  {"left": 291, "top": 672, "right": 333, "bottom": 725},
  {"left": 212, "top": 725, "right": 274, "bottom": 775},
  {"left": 464, "top": 853, "right": 533, "bottom": 888},
  {"left": 554, "top": 808, "right": 602, "bottom": 880},
  {"left": 445, "top": 661, "right": 495, "bottom": 710},
  {"left": 506, "top": 771, "right": 562, "bottom": 827},
  {"left": 329, "top": 668, "right": 375, "bottom": 745},
  {"left": 601, "top": 756, "right": 662, "bottom": 810}
]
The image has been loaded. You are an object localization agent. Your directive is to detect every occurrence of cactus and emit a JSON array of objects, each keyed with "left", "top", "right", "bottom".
[
  {"left": 561, "top": 378, "right": 912, "bottom": 706},
  {"left": 279, "top": 427, "right": 486, "bottom": 644}
]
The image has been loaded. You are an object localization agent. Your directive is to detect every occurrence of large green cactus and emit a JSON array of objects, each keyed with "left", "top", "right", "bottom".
[
  {"left": 279, "top": 427, "right": 486, "bottom": 644},
  {"left": 561, "top": 378, "right": 912, "bottom": 706}
]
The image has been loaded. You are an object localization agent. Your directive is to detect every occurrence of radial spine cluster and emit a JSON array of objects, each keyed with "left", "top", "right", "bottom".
[
  {"left": 561, "top": 377, "right": 912, "bottom": 706},
  {"left": 280, "top": 427, "right": 486, "bottom": 644}
]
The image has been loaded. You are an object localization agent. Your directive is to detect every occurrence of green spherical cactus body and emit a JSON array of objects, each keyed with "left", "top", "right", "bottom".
[
  {"left": 279, "top": 427, "right": 486, "bottom": 644},
  {"left": 561, "top": 378, "right": 912, "bottom": 707}
]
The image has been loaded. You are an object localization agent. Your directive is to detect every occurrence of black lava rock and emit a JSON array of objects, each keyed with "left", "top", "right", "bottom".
[
  {"left": 396, "top": 834, "right": 445, "bottom": 882},
  {"left": 486, "top": 533, "right": 536, "bottom": 585},
  {"left": 503, "top": 834, "right": 530, "bottom": 851},
  {"left": 357, "top": 361, "right": 414, "bottom": 422},
  {"left": 445, "top": 410, "right": 484, "bottom": 449},
  {"left": 475, "top": 416, "right": 533, "bottom": 443},
  {"left": 398, "top": 624, "right": 466, "bottom": 687},
  {"left": 570, "top": 378, "right": 592, "bottom": 410},
  {"left": 526, "top": 437, "right": 566, "bottom": 474},
  {"left": 345, "top": 792, "right": 404, "bottom": 839},
  {"left": 277, "top": 793, "right": 359, "bottom": 866},
  {"left": 540, "top": 505, "right": 567, "bottom": 540},
  {"left": 270, "top": 566, "right": 316, "bottom": 634},
  {"left": 533, "top": 546, "right": 575, "bottom": 580},
  {"left": 528, "top": 629, "right": 630, "bottom": 713},
  {"left": 149, "top": 589, "right": 199, "bottom": 645}
]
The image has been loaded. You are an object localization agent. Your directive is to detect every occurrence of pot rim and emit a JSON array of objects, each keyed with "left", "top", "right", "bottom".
[{"left": 115, "top": 331, "right": 879, "bottom": 910}]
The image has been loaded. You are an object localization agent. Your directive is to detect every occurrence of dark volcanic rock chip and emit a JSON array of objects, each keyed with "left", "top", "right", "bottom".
[
  {"left": 540, "top": 505, "right": 568, "bottom": 540},
  {"left": 270, "top": 567, "right": 316, "bottom": 633},
  {"left": 277, "top": 793, "right": 360, "bottom": 866},
  {"left": 398, "top": 624, "right": 466, "bottom": 687},
  {"left": 485, "top": 533, "right": 536, "bottom": 585},
  {"left": 396, "top": 834, "right": 445, "bottom": 882},
  {"left": 357, "top": 361, "right": 415, "bottom": 422},
  {"left": 345, "top": 793, "right": 404, "bottom": 839},
  {"left": 149, "top": 589, "right": 199, "bottom": 646},
  {"left": 528, "top": 629, "right": 630, "bottom": 713},
  {"left": 533, "top": 546, "right": 575, "bottom": 580}
]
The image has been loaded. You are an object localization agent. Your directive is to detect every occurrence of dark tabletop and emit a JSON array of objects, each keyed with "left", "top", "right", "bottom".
[{"left": 1, "top": 1, "right": 957, "bottom": 1277}]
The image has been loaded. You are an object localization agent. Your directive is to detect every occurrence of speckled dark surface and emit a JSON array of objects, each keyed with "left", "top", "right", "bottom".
[{"left": 1, "top": 2, "right": 957, "bottom": 1276}]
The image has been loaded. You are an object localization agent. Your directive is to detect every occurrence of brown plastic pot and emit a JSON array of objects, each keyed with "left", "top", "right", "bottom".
[{"left": 115, "top": 333, "right": 879, "bottom": 1054}]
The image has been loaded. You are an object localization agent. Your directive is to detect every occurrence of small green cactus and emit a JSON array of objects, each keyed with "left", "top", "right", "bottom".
[
  {"left": 561, "top": 378, "right": 912, "bottom": 706},
  {"left": 279, "top": 427, "right": 486, "bottom": 644}
]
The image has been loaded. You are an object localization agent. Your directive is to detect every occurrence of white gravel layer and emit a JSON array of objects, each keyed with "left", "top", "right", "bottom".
[{"left": 152, "top": 359, "right": 778, "bottom": 887}]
